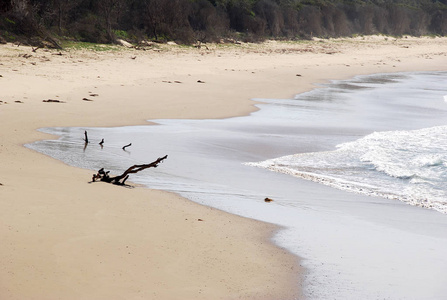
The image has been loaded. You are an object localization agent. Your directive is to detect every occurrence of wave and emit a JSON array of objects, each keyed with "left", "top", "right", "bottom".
[{"left": 246, "top": 125, "right": 447, "bottom": 214}]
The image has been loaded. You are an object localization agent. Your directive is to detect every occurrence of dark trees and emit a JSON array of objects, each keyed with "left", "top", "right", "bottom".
[
  {"left": 139, "top": 0, "right": 193, "bottom": 43},
  {"left": 1, "top": 0, "right": 447, "bottom": 45},
  {"left": 97, "top": 0, "right": 124, "bottom": 43},
  {"left": 188, "top": 0, "right": 229, "bottom": 42}
]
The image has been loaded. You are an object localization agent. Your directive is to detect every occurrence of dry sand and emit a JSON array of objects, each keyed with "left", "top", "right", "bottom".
[{"left": 1, "top": 36, "right": 446, "bottom": 299}]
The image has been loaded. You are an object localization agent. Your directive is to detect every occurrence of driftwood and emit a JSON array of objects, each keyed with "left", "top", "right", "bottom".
[
  {"left": 92, "top": 155, "right": 168, "bottom": 185},
  {"left": 122, "top": 143, "right": 132, "bottom": 150},
  {"left": 43, "top": 36, "right": 63, "bottom": 50}
]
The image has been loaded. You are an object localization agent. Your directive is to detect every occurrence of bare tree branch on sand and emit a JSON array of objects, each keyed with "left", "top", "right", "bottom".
[{"left": 92, "top": 155, "right": 168, "bottom": 186}]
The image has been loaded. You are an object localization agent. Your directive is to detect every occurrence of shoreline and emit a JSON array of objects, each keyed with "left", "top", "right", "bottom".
[{"left": 1, "top": 36, "right": 447, "bottom": 299}]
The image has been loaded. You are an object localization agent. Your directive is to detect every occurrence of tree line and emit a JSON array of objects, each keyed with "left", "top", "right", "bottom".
[{"left": 1, "top": 0, "right": 447, "bottom": 47}]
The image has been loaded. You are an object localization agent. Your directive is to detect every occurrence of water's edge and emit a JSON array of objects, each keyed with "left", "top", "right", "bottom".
[{"left": 26, "top": 71, "right": 447, "bottom": 300}]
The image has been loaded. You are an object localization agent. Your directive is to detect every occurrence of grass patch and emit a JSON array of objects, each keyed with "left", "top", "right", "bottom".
[{"left": 61, "top": 41, "right": 121, "bottom": 51}]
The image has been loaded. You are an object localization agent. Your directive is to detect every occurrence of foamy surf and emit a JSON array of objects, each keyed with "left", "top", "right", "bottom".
[{"left": 246, "top": 125, "right": 447, "bottom": 213}]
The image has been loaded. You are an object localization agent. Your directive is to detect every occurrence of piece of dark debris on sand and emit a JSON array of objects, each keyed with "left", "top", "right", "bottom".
[{"left": 43, "top": 99, "right": 65, "bottom": 103}]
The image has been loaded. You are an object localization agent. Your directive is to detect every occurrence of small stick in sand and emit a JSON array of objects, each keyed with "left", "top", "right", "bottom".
[
  {"left": 122, "top": 143, "right": 132, "bottom": 150},
  {"left": 83, "top": 131, "right": 90, "bottom": 152}
]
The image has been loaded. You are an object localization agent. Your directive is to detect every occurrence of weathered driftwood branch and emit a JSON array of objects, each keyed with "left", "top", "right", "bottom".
[{"left": 92, "top": 155, "right": 168, "bottom": 185}]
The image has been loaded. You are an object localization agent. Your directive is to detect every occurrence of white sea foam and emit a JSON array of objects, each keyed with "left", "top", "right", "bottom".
[{"left": 247, "top": 125, "right": 447, "bottom": 213}]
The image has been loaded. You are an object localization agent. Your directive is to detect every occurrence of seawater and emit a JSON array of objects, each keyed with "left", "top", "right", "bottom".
[
  {"left": 27, "top": 72, "right": 447, "bottom": 299},
  {"left": 248, "top": 125, "right": 447, "bottom": 213},
  {"left": 246, "top": 72, "right": 447, "bottom": 214}
]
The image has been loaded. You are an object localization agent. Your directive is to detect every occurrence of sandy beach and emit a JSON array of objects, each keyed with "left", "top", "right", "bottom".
[{"left": 1, "top": 36, "right": 447, "bottom": 299}]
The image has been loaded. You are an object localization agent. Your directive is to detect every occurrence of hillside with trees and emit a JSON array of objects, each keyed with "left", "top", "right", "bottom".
[{"left": 1, "top": 0, "right": 447, "bottom": 47}]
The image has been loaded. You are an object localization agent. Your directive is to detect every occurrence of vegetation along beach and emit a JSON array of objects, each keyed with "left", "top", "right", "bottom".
[{"left": 1, "top": 1, "right": 447, "bottom": 299}]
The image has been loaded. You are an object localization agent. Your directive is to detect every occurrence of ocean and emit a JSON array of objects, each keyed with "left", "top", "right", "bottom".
[
  {"left": 27, "top": 72, "right": 447, "bottom": 299},
  {"left": 247, "top": 72, "right": 447, "bottom": 213}
]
